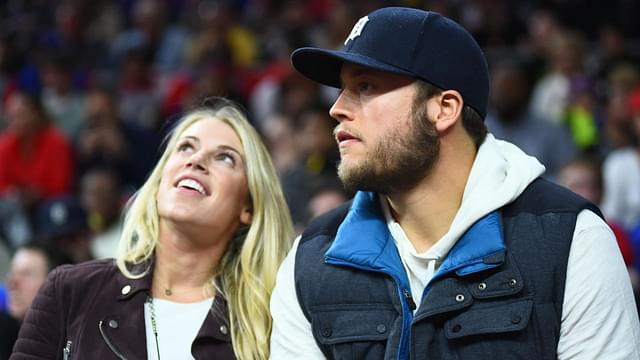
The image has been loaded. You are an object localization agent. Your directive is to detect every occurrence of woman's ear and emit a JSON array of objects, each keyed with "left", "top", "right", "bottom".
[
  {"left": 431, "top": 90, "right": 464, "bottom": 132},
  {"left": 240, "top": 204, "right": 253, "bottom": 225}
]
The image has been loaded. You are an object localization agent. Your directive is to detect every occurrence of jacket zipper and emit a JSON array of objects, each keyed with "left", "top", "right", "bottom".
[
  {"left": 63, "top": 340, "right": 72, "bottom": 360},
  {"left": 99, "top": 320, "right": 128, "bottom": 360}
]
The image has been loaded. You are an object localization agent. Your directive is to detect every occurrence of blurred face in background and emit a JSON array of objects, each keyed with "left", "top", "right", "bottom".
[
  {"left": 5, "top": 93, "right": 44, "bottom": 137},
  {"left": 81, "top": 169, "right": 122, "bottom": 231},
  {"left": 490, "top": 64, "right": 530, "bottom": 123},
  {"left": 7, "top": 248, "right": 49, "bottom": 321},
  {"left": 558, "top": 162, "right": 601, "bottom": 204},
  {"left": 86, "top": 90, "right": 118, "bottom": 127}
]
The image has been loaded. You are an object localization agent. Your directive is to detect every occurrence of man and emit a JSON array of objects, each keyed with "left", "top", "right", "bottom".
[
  {"left": 6, "top": 245, "right": 61, "bottom": 323},
  {"left": 35, "top": 197, "right": 92, "bottom": 264},
  {"left": 485, "top": 58, "right": 577, "bottom": 180},
  {"left": 270, "top": 7, "right": 640, "bottom": 359}
]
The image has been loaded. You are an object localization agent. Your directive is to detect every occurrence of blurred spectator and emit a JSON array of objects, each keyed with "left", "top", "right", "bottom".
[
  {"left": 523, "top": 8, "right": 561, "bottom": 62},
  {"left": 587, "top": 25, "right": 640, "bottom": 85},
  {"left": 38, "top": 1, "right": 91, "bottom": 60},
  {"left": 0, "top": 311, "right": 19, "bottom": 360},
  {"left": 35, "top": 197, "right": 91, "bottom": 264},
  {"left": 280, "top": 106, "right": 339, "bottom": 227},
  {"left": 0, "top": 91, "right": 74, "bottom": 201},
  {"left": 0, "top": 91, "right": 74, "bottom": 249},
  {"left": 563, "top": 76, "right": 600, "bottom": 151},
  {"left": 76, "top": 87, "right": 160, "bottom": 191},
  {"left": 3, "top": 242, "right": 68, "bottom": 354},
  {"left": 530, "top": 29, "right": 587, "bottom": 125},
  {"left": 0, "top": 196, "right": 32, "bottom": 251},
  {"left": 110, "top": 0, "right": 188, "bottom": 75},
  {"left": 485, "top": 58, "right": 577, "bottom": 179},
  {"left": 116, "top": 47, "right": 161, "bottom": 130},
  {"left": 261, "top": 113, "right": 299, "bottom": 175},
  {"left": 40, "top": 52, "right": 86, "bottom": 140},
  {"left": 250, "top": 66, "right": 322, "bottom": 131},
  {"left": 601, "top": 86, "right": 640, "bottom": 230},
  {"left": 601, "top": 63, "right": 640, "bottom": 150},
  {"left": 80, "top": 167, "right": 124, "bottom": 259},
  {"left": 186, "top": 0, "right": 256, "bottom": 69},
  {"left": 307, "top": 175, "right": 350, "bottom": 221},
  {"left": 0, "top": 241, "right": 9, "bottom": 284},
  {"left": 558, "top": 156, "right": 635, "bottom": 266},
  {"left": 606, "top": 61, "right": 640, "bottom": 96},
  {"left": 296, "top": 106, "right": 339, "bottom": 176},
  {"left": 558, "top": 154, "right": 640, "bottom": 313},
  {"left": 603, "top": 87, "right": 636, "bottom": 150},
  {"left": 6, "top": 244, "right": 61, "bottom": 322}
]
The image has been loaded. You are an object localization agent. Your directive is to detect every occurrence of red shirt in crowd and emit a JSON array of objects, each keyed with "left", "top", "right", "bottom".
[{"left": 0, "top": 126, "right": 74, "bottom": 198}]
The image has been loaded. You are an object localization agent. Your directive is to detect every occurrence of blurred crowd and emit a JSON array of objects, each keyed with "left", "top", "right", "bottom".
[{"left": 2, "top": 0, "right": 640, "bottom": 355}]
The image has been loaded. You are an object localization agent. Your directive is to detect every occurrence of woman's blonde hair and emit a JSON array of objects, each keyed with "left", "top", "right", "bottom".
[{"left": 116, "top": 97, "right": 293, "bottom": 359}]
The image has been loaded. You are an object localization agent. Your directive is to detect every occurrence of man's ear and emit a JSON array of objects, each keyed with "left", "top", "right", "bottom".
[{"left": 431, "top": 90, "right": 464, "bottom": 133}]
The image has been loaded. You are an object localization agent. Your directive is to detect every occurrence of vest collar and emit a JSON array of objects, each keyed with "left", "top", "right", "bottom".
[{"left": 326, "top": 191, "right": 506, "bottom": 279}]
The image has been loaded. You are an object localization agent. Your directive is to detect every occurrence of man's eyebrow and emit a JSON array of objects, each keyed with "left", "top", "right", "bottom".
[{"left": 339, "top": 67, "right": 375, "bottom": 87}]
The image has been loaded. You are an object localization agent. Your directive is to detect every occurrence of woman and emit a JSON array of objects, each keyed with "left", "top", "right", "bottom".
[{"left": 11, "top": 98, "right": 293, "bottom": 359}]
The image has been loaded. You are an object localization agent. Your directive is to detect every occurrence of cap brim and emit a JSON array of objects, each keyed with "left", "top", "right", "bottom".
[{"left": 291, "top": 47, "right": 415, "bottom": 88}]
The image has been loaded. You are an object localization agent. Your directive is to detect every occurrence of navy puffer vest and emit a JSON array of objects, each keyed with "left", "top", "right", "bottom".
[{"left": 295, "top": 178, "right": 600, "bottom": 360}]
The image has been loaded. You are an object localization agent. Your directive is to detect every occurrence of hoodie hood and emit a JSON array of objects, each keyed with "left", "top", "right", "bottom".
[{"left": 425, "top": 134, "right": 545, "bottom": 260}]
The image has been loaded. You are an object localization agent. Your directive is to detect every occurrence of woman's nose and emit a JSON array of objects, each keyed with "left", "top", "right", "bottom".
[{"left": 186, "top": 152, "right": 207, "bottom": 172}]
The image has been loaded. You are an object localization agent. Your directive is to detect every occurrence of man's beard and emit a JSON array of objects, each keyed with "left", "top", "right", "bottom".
[{"left": 337, "top": 102, "right": 440, "bottom": 194}]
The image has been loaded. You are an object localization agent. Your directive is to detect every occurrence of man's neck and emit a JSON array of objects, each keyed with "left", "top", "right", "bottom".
[{"left": 386, "top": 138, "right": 476, "bottom": 253}]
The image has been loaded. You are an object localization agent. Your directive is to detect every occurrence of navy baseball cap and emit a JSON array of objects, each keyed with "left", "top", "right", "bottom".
[
  {"left": 291, "top": 7, "right": 489, "bottom": 119},
  {"left": 36, "top": 197, "right": 89, "bottom": 240}
]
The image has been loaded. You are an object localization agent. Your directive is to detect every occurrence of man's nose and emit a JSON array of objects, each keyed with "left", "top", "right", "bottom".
[{"left": 329, "top": 91, "right": 354, "bottom": 123}]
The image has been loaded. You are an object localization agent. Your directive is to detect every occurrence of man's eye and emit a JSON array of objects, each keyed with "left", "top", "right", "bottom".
[{"left": 358, "top": 82, "right": 371, "bottom": 92}]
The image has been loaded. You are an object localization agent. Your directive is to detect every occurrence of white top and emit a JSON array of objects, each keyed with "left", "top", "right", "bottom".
[
  {"left": 601, "top": 147, "right": 640, "bottom": 229},
  {"left": 90, "top": 220, "right": 122, "bottom": 259},
  {"left": 529, "top": 72, "right": 570, "bottom": 125},
  {"left": 144, "top": 297, "right": 214, "bottom": 360},
  {"left": 270, "top": 135, "right": 640, "bottom": 359}
]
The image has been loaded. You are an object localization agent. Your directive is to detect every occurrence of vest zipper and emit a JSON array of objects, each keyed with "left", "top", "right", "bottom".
[
  {"left": 325, "top": 256, "right": 413, "bottom": 360},
  {"left": 403, "top": 288, "right": 417, "bottom": 311},
  {"left": 63, "top": 340, "right": 72, "bottom": 360},
  {"left": 99, "top": 320, "right": 128, "bottom": 360}
]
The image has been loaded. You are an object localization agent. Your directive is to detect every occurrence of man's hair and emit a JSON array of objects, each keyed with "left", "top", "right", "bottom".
[
  {"left": 18, "top": 242, "right": 72, "bottom": 271},
  {"left": 414, "top": 80, "right": 487, "bottom": 148}
]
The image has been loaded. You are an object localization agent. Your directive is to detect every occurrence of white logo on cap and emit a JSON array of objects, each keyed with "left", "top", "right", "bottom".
[
  {"left": 50, "top": 202, "right": 68, "bottom": 225},
  {"left": 345, "top": 16, "right": 369, "bottom": 45}
]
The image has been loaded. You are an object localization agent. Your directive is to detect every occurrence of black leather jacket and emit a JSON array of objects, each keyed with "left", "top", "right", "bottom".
[{"left": 11, "top": 259, "right": 234, "bottom": 360}]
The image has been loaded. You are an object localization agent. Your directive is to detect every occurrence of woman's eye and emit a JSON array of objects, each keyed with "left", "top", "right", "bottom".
[
  {"left": 219, "top": 153, "right": 236, "bottom": 166},
  {"left": 177, "top": 142, "right": 193, "bottom": 152}
]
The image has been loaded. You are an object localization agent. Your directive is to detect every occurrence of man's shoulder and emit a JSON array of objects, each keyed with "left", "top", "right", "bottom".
[{"left": 505, "top": 178, "right": 601, "bottom": 217}]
